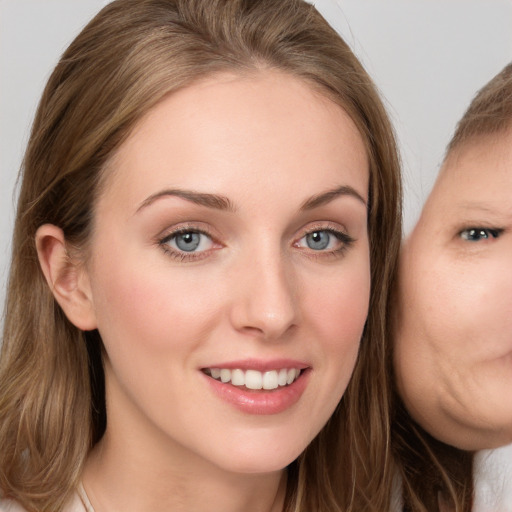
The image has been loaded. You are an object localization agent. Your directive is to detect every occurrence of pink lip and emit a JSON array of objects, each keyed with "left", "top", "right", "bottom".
[
  {"left": 201, "top": 365, "right": 311, "bottom": 415},
  {"left": 202, "top": 358, "right": 310, "bottom": 372}
]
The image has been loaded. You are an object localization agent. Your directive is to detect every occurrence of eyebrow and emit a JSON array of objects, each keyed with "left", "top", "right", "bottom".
[
  {"left": 136, "top": 189, "right": 236, "bottom": 213},
  {"left": 300, "top": 185, "right": 367, "bottom": 210},
  {"left": 456, "top": 202, "right": 503, "bottom": 214},
  {"left": 453, "top": 202, "right": 512, "bottom": 220},
  {"left": 136, "top": 184, "right": 367, "bottom": 215}
]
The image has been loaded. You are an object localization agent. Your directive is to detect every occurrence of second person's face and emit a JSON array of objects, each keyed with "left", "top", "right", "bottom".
[{"left": 395, "top": 130, "right": 512, "bottom": 449}]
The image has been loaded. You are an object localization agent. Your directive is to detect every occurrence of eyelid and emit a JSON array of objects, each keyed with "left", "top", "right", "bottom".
[
  {"left": 160, "top": 225, "right": 210, "bottom": 240},
  {"left": 296, "top": 221, "right": 353, "bottom": 240},
  {"left": 158, "top": 222, "right": 215, "bottom": 243}
]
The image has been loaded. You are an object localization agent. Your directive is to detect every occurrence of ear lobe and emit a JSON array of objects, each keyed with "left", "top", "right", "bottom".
[{"left": 35, "top": 224, "right": 98, "bottom": 331}]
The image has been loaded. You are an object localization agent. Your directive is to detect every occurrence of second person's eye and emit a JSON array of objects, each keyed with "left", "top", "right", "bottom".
[{"left": 459, "top": 227, "right": 503, "bottom": 242}]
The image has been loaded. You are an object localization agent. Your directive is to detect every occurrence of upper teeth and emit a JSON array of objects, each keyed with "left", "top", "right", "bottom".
[{"left": 206, "top": 368, "right": 301, "bottom": 390}]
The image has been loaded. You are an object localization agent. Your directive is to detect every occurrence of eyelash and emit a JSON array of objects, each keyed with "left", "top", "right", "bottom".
[
  {"left": 458, "top": 227, "right": 504, "bottom": 242},
  {"left": 158, "top": 224, "right": 355, "bottom": 262}
]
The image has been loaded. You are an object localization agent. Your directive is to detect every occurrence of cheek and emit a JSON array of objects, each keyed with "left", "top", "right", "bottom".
[
  {"left": 295, "top": 256, "right": 370, "bottom": 429},
  {"left": 426, "top": 266, "right": 512, "bottom": 360},
  {"left": 89, "top": 251, "right": 224, "bottom": 360},
  {"left": 400, "top": 252, "right": 512, "bottom": 373},
  {"left": 305, "top": 255, "right": 371, "bottom": 362}
]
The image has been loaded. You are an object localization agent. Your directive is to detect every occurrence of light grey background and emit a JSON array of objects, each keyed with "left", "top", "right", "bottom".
[{"left": 1, "top": 0, "right": 512, "bottom": 312}]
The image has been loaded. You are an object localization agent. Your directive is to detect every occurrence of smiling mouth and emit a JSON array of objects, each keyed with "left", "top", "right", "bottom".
[{"left": 202, "top": 368, "right": 303, "bottom": 391}]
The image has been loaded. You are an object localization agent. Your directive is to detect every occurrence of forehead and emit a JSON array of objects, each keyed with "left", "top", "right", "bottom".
[
  {"left": 422, "top": 131, "right": 512, "bottom": 217},
  {"left": 444, "top": 129, "right": 512, "bottom": 183},
  {"left": 99, "top": 69, "right": 369, "bottom": 210}
]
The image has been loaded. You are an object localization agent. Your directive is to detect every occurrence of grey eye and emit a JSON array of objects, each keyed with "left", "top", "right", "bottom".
[
  {"left": 305, "top": 231, "right": 331, "bottom": 250},
  {"left": 174, "top": 232, "right": 201, "bottom": 251},
  {"left": 159, "top": 228, "right": 216, "bottom": 260}
]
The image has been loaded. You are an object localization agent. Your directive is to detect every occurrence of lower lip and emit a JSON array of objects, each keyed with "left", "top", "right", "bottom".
[{"left": 202, "top": 370, "right": 310, "bottom": 415}]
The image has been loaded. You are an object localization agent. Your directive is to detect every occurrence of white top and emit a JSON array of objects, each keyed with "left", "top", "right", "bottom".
[
  {"left": 390, "top": 444, "right": 512, "bottom": 512},
  {"left": 473, "top": 443, "right": 512, "bottom": 512},
  {"left": 0, "top": 484, "right": 94, "bottom": 512}
]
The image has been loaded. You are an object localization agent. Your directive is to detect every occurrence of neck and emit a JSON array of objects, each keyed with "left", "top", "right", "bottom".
[{"left": 83, "top": 433, "right": 287, "bottom": 512}]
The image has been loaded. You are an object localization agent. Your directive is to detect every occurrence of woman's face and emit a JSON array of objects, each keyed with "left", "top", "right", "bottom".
[
  {"left": 395, "top": 130, "right": 512, "bottom": 450},
  {"left": 84, "top": 70, "right": 370, "bottom": 473}
]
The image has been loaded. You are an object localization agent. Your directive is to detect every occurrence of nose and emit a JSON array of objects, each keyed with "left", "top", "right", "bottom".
[{"left": 229, "top": 252, "right": 298, "bottom": 340}]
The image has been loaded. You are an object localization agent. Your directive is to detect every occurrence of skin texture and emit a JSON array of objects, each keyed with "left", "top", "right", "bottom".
[
  {"left": 394, "top": 130, "right": 512, "bottom": 451},
  {"left": 37, "top": 70, "right": 370, "bottom": 512}
]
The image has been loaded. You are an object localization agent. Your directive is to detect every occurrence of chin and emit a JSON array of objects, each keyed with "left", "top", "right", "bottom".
[
  {"left": 210, "top": 442, "right": 304, "bottom": 475},
  {"left": 436, "top": 414, "right": 512, "bottom": 451}
]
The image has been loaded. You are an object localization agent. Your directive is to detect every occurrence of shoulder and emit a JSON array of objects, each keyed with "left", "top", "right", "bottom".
[
  {"left": 0, "top": 499, "right": 28, "bottom": 512},
  {"left": 0, "top": 489, "right": 91, "bottom": 512}
]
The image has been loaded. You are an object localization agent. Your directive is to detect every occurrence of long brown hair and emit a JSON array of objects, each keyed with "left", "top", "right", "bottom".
[
  {"left": 392, "top": 62, "right": 512, "bottom": 512},
  {"left": 0, "top": 1, "right": 402, "bottom": 510},
  {"left": 392, "top": 399, "right": 474, "bottom": 512}
]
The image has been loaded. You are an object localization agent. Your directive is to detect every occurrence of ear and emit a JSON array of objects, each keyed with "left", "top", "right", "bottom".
[{"left": 35, "top": 224, "right": 98, "bottom": 331}]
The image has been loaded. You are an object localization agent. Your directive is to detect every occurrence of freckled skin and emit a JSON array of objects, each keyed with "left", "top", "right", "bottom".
[
  {"left": 395, "top": 131, "right": 512, "bottom": 450},
  {"left": 76, "top": 70, "right": 371, "bottom": 510}
]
